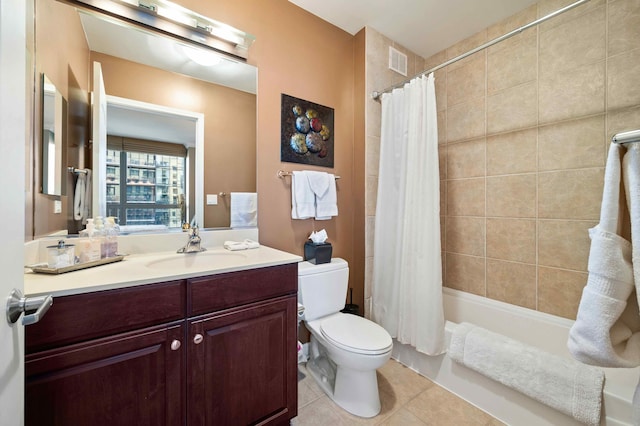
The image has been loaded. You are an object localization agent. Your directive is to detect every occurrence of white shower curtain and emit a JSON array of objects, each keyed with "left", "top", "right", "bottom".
[{"left": 371, "top": 73, "right": 445, "bottom": 356}]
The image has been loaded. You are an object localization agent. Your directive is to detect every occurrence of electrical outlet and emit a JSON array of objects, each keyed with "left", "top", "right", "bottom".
[{"left": 54, "top": 200, "right": 62, "bottom": 214}]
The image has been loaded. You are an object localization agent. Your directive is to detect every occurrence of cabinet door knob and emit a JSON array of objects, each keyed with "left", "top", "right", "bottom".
[
  {"left": 193, "top": 334, "right": 204, "bottom": 345},
  {"left": 170, "top": 339, "right": 181, "bottom": 351}
]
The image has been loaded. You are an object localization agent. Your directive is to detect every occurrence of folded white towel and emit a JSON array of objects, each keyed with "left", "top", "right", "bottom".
[
  {"left": 230, "top": 192, "right": 257, "bottom": 228},
  {"left": 223, "top": 239, "right": 260, "bottom": 251},
  {"left": 628, "top": 145, "right": 640, "bottom": 426},
  {"left": 451, "top": 322, "right": 605, "bottom": 426},
  {"left": 568, "top": 143, "right": 640, "bottom": 368},
  {"left": 306, "top": 171, "right": 331, "bottom": 198},
  {"left": 73, "top": 169, "right": 92, "bottom": 224},
  {"left": 291, "top": 171, "right": 315, "bottom": 219},
  {"left": 73, "top": 173, "right": 86, "bottom": 221},
  {"left": 315, "top": 173, "right": 338, "bottom": 220}
]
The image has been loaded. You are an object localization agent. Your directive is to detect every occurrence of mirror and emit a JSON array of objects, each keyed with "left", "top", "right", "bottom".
[
  {"left": 32, "top": 0, "right": 257, "bottom": 236},
  {"left": 41, "top": 74, "right": 67, "bottom": 196}
]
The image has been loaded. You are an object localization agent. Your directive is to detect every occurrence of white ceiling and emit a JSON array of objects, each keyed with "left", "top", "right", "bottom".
[{"left": 288, "top": 0, "right": 538, "bottom": 60}]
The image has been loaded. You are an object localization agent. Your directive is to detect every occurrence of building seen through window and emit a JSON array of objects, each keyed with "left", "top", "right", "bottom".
[{"left": 106, "top": 146, "right": 186, "bottom": 229}]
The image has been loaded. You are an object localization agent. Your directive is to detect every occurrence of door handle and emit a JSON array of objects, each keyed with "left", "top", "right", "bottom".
[{"left": 6, "top": 288, "right": 53, "bottom": 326}]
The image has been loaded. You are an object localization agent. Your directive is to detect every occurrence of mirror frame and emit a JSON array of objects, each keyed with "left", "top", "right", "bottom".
[{"left": 96, "top": 94, "right": 205, "bottom": 228}]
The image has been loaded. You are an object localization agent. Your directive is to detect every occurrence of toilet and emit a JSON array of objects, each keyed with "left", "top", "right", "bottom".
[{"left": 298, "top": 258, "right": 393, "bottom": 418}]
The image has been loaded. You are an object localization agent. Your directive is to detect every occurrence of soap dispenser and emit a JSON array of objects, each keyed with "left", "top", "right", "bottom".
[{"left": 78, "top": 219, "right": 101, "bottom": 262}]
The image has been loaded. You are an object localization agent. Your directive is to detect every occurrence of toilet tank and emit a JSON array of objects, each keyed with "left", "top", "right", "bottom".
[{"left": 298, "top": 258, "right": 348, "bottom": 321}]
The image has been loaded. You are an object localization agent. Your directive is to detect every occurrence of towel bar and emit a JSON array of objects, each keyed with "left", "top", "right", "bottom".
[
  {"left": 68, "top": 167, "right": 88, "bottom": 175},
  {"left": 277, "top": 170, "right": 341, "bottom": 179},
  {"left": 612, "top": 129, "right": 640, "bottom": 145}
]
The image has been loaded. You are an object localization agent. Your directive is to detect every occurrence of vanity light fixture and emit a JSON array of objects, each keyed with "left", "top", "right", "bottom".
[{"left": 57, "top": 0, "right": 255, "bottom": 61}]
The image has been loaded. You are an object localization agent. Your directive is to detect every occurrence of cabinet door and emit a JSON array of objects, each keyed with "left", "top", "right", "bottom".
[
  {"left": 188, "top": 296, "right": 297, "bottom": 426},
  {"left": 26, "top": 322, "right": 185, "bottom": 426}
]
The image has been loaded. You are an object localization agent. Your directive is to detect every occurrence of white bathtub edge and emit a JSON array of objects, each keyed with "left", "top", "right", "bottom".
[{"left": 388, "top": 288, "right": 638, "bottom": 426}]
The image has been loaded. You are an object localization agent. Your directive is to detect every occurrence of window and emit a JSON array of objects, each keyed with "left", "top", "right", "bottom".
[{"left": 106, "top": 136, "right": 187, "bottom": 229}]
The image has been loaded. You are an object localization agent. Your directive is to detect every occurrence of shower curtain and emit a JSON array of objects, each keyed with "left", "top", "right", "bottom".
[{"left": 371, "top": 73, "right": 445, "bottom": 356}]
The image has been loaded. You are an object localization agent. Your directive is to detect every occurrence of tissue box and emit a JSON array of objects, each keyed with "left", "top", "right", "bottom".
[{"left": 304, "top": 240, "right": 332, "bottom": 264}]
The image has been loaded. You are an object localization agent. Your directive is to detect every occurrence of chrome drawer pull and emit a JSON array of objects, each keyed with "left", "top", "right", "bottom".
[
  {"left": 170, "top": 339, "right": 181, "bottom": 351},
  {"left": 193, "top": 334, "right": 203, "bottom": 344}
]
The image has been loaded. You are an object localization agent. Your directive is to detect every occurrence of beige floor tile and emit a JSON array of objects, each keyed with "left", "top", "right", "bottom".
[
  {"left": 294, "top": 359, "right": 504, "bottom": 426},
  {"left": 405, "top": 385, "right": 501, "bottom": 426},
  {"left": 377, "top": 360, "right": 435, "bottom": 405},
  {"left": 377, "top": 407, "right": 427, "bottom": 425},
  {"left": 293, "top": 395, "right": 346, "bottom": 426},
  {"left": 297, "top": 364, "right": 325, "bottom": 410}
]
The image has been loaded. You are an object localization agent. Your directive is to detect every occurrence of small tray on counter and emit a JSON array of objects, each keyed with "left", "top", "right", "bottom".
[{"left": 26, "top": 255, "right": 126, "bottom": 275}]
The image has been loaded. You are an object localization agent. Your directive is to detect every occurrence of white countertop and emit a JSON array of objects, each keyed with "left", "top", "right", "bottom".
[{"left": 24, "top": 245, "right": 302, "bottom": 297}]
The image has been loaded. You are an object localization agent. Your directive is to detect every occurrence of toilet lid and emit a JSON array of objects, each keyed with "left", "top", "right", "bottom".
[{"left": 320, "top": 314, "right": 393, "bottom": 355}]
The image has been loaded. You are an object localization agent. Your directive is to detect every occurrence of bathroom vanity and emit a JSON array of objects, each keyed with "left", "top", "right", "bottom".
[{"left": 23, "top": 241, "right": 300, "bottom": 426}]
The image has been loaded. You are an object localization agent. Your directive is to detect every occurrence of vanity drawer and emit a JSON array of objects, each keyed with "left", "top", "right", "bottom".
[
  {"left": 26, "top": 280, "right": 186, "bottom": 353},
  {"left": 188, "top": 263, "right": 297, "bottom": 316}
]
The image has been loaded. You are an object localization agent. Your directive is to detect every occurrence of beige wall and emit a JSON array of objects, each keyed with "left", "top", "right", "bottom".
[
  {"left": 32, "top": 0, "right": 90, "bottom": 238},
  {"left": 91, "top": 52, "right": 257, "bottom": 228},
  {"left": 182, "top": 0, "right": 363, "bottom": 310},
  {"left": 365, "top": 0, "right": 640, "bottom": 320},
  {"left": 30, "top": 0, "right": 364, "bottom": 311}
]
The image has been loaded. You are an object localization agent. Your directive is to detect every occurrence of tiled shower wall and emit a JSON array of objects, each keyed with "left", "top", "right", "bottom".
[{"left": 364, "top": 0, "right": 640, "bottom": 320}]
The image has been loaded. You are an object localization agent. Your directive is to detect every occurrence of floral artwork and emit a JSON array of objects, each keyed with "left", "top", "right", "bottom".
[{"left": 281, "top": 94, "right": 334, "bottom": 167}]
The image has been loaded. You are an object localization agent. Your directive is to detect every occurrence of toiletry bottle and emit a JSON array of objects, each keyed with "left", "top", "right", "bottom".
[
  {"left": 78, "top": 219, "right": 101, "bottom": 262},
  {"left": 105, "top": 216, "right": 120, "bottom": 257},
  {"left": 94, "top": 216, "right": 107, "bottom": 258}
]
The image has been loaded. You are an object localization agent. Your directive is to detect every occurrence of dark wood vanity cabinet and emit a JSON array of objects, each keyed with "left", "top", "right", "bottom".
[{"left": 25, "top": 263, "right": 298, "bottom": 426}]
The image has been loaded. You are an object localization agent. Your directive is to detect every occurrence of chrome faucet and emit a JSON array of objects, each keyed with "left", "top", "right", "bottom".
[{"left": 177, "top": 225, "right": 206, "bottom": 253}]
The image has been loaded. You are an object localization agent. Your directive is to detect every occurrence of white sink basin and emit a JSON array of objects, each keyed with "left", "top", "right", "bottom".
[{"left": 145, "top": 250, "right": 248, "bottom": 271}]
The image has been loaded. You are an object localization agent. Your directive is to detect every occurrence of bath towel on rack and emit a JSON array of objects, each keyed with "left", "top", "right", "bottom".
[
  {"left": 230, "top": 192, "right": 257, "bottom": 228},
  {"left": 73, "top": 168, "right": 91, "bottom": 224},
  {"left": 568, "top": 143, "right": 640, "bottom": 368},
  {"left": 450, "top": 322, "right": 605, "bottom": 425},
  {"left": 307, "top": 171, "right": 337, "bottom": 220},
  {"left": 291, "top": 171, "right": 315, "bottom": 219},
  {"left": 290, "top": 171, "right": 338, "bottom": 220},
  {"left": 568, "top": 142, "right": 640, "bottom": 424}
]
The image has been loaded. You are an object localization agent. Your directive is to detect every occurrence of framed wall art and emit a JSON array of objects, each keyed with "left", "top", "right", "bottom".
[{"left": 280, "top": 94, "right": 334, "bottom": 168}]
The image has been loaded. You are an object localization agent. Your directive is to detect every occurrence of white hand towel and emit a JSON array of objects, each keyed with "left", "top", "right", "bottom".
[
  {"left": 83, "top": 169, "right": 92, "bottom": 223},
  {"left": 624, "top": 143, "right": 640, "bottom": 311},
  {"left": 291, "top": 171, "right": 315, "bottom": 219},
  {"left": 223, "top": 239, "right": 260, "bottom": 251},
  {"left": 568, "top": 143, "right": 640, "bottom": 368},
  {"left": 451, "top": 322, "right": 605, "bottom": 426},
  {"left": 230, "top": 192, "right": 257, "bottom": 228},
  {"left": 243, "top": 239, "right": 260, "bottom": 249},
  {"left": 73, "top": 172, "right": 86, "bottom": 221},
  {"left": 315, "top": 174, "right": 338, "bottom": 220},
  {"left": 305, "top": 171, "right": 331, "bottom": 198},
  {"left": 73, "top": 169, "right": 92, "bottom": 224}
]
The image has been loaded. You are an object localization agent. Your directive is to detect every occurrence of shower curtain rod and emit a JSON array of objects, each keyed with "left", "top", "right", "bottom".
[
  {"left": 371, "top": 0, "right": 591, "bottom": 100},
  {"left": 613, "top": 130, "right": 640, "bottom": 145}
]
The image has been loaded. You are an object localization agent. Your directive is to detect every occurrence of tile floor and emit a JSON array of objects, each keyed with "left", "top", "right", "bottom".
[{"left": 293, "top": 359, "right": 505, "bottom": 426}]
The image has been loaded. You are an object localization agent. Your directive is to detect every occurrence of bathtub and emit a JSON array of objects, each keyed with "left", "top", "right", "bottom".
[{"left": 390, "top": 288, "right": 639, "bottom": 426}]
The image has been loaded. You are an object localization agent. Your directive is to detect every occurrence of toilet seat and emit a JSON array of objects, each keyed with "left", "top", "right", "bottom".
[{"left": 320, "top": 314, "right": 392, "bottom": 355}]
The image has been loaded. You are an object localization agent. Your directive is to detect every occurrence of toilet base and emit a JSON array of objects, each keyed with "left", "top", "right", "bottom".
[{"left": 306, "top": 337, "right": 384, "bottom": 418}]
